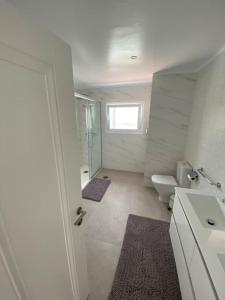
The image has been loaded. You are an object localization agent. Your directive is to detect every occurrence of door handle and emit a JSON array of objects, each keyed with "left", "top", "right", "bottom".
[{"left": 74, "top": 207, "right": 86, "bottom": 226}]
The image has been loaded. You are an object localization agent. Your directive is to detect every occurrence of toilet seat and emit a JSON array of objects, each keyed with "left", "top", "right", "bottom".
[{"left": 152, "top": 175, "right": 177, "bottom": 186}]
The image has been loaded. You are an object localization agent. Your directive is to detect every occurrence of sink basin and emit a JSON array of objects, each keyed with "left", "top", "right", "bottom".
[
  {"left": 186, "top": 193, "right": 225, "bottom": 230},
  {"left": 217, "top": 253, "right": 225, "bottom": 271}
]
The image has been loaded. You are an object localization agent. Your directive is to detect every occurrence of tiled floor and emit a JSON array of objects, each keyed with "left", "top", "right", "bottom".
[{"left": 82, "top": 169, "right": 171, "bottom": 300}]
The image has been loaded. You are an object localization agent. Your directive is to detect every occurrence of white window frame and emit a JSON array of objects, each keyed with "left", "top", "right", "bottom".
[{"left": 106, "top": 102, "right": 143, "bottom": 134}]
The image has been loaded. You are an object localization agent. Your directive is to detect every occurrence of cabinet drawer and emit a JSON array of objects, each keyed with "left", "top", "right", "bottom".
[
  {"left": 173, "top": 194, "right": 196, "bottom": 265},
  {"left": 170, "top": 215, "right": 195, "bottom": 300},
  {"left": 189, "top": 246, "right": 216, "bottom": 300}
]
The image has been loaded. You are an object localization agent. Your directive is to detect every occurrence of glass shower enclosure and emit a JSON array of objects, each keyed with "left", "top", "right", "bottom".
[{"left": 75, "top": 94, "right": 102, "bottom": 188}]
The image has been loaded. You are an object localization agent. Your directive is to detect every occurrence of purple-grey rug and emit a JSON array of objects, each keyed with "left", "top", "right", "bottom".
[
  {"left": 82, "top": 177, "right": 111, "bottom": 202},
  {"left": 108, "top": 214, "right": 181, "bottom": 300}
]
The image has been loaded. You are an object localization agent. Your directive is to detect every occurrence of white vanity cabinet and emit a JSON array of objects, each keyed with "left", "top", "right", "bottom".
[
  {"left": 170, "top": 215, "right": 195, "bottom": 300},
  {"left": 189, "top": 245, "right": 216, "bottom": 300},
  {"left": 170, "top": 193, "right": 217, "bottom": 300}
]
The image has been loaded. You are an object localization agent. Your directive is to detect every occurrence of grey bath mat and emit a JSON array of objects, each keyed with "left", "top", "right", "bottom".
[
  {"left": 108, "top": 214, "right": 181, "bottom": 300},
  {"left": 82, "top": 177, "right": 111, "bottom": 202}
]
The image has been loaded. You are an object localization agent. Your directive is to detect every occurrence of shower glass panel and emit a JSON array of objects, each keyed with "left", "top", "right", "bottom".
[
  {"left": 87, "top": 101, "right": 102, "bottom": 177},
  {"left": 76, "top": 98, "right": 90, "bottom": 188},
  {"left": 76, "top": 96, "right": 102, "bottom": 188}
]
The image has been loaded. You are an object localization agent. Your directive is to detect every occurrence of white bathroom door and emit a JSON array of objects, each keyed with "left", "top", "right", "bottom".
[{"left": 0, "top": 3, "right": 88, "bottom": 300}]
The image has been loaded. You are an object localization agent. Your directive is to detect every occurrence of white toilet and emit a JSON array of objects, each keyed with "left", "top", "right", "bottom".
[{"left": 152, "top": 161, "right": 192, "bottom": 202}]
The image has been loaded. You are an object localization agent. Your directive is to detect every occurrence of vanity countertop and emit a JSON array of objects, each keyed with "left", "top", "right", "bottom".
[{"left": 175, "top": 187, "right": 225, "bottom": 300}]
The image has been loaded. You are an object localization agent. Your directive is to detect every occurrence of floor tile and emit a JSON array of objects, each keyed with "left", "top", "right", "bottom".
[{"left": 83, "top": 169, "right": 170, "bottom": 300}]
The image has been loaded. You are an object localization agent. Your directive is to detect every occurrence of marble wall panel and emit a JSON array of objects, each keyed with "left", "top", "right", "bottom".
[{"left": 144, "top": 73, "right": 197, "bottom": 186}]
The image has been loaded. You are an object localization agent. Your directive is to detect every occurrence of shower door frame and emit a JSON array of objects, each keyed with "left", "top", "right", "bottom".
[{"left": 75, "top": 93, "right": 102, "bottom": 181}]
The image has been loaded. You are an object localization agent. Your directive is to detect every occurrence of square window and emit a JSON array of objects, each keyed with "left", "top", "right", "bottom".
[{"left": 106, "top": 103, "right": 143, "bottom": 133}]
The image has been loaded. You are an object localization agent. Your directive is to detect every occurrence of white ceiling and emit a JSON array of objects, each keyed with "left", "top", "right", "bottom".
[{"left": 8, "top": 0, "right": 225, "bottom": 87}]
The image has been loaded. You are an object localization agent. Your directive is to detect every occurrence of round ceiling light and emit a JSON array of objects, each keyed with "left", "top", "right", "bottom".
[{"left": 130, "top": 55, "right": 138, "bottom": 60}]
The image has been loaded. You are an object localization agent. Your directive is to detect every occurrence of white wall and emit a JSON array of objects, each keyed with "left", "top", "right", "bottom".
[
  {"left": 185, "top": 51, "right": 225, "bottom": 199},
  {"left": 144, "top": 73, "right": 197, "bottom": 186},
  {"left": 82, "top": 84, "right": 151, "bottom": 173}
]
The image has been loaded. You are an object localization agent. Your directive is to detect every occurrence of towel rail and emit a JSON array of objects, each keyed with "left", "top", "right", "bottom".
[{"left": 197, "top": 168, "right": 221, "bottom": 188}]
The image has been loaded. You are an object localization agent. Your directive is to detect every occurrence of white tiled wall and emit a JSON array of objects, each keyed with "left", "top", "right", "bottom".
[
  {"left": 144, "top": 73, "right": 197, "bottom": 186},
  {"left": 185, "top": 51, "right": 225, "bottom": 199},
  {"left": 81, "top": 84, "right": 151, "bottom": 173}
]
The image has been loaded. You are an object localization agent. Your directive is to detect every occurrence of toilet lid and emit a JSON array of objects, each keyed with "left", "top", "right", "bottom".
[{"left": 152, "top": 175, "right": 177, "bottom": 186}]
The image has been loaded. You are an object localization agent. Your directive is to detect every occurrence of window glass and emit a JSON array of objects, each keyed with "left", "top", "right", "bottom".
[{"left": 107, "top": 104, "right": 142, "bottom": 132}]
